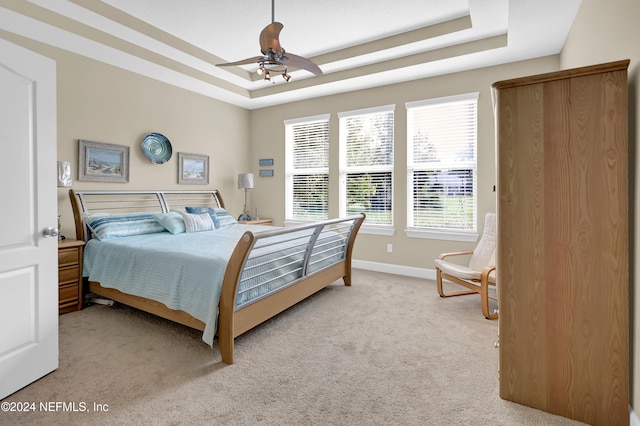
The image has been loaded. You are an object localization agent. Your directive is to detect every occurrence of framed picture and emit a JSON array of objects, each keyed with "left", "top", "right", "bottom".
[
  {"left": 259, "top": 169, "right": 274, "bottom": 177},
  {"left": 259, "top": 158, "right": 274, "bottom": 167},
  {"left": 178, "top": 152, "right": 209, "bottom": 185},
  {"left": 78, "top": 139, "right": 129, "bottom": 183}
]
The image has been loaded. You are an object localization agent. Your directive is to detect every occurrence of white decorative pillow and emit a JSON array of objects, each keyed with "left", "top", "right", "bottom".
[
  {"left": 185, "top": 206, "right": 220, "bottom": 228},
  {"left": 180, "top": 211, "right": 215, "bottom": 233},
  {"left": 84, "top": 212, "right": 165, "bottom": 240}
]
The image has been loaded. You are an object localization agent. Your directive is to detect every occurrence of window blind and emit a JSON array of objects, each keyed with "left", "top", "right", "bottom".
[
  {"left": 406, "top": 93, "right": 478, "bottom": 232},
  {"left": 285, "top": 116, "right": 330, "bottom": 220},
  {"left": 339, "top": 106, "right": 394, "bottom": 225}
]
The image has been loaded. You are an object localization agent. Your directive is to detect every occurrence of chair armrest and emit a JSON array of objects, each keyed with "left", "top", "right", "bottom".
[
  {"left": 438, "top": 250, "right": 473, "bottom": 260},
  {"left": 481, "top": 265, "right": 496, "bottom": 283}
]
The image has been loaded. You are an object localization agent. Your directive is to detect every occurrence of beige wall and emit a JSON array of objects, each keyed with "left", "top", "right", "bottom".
[
  {"left": 249, "top": 57, "right": 558, "bottom": 269},
  {"left": 560, "top": 0, "right": 640, "bottom": 412},
  {"left": 55, "top": 53, "right": 251, "bottom": 238},
  {"left": 0, "top": 31, "right": 251, "bottom": 240}
]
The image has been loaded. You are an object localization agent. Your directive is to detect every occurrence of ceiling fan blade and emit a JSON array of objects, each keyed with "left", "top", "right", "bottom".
[
  {"left": 218, "top": 18, "right": 322, "bottom": 79},
  {"left": 216, "top": 56, "right": 264, "bottom": 67},
  {"left": 259, "top": 22, "right": 284, "bottom": 55},
  {"left": 282, "top": 52, "right": 323, "bottom": 76}
]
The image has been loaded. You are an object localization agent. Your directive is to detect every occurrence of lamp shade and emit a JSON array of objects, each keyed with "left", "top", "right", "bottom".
[
  {"left": 57, "top": 161, "right": 72, "bottom": 187},
  {"left": 237, "top": 173, "right": 254, "bottom": 190}
]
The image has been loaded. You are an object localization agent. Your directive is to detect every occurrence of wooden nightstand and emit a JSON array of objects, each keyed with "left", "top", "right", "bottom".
[
  {"left": 238, "top": 218, "right": 273, "bottom": 226},
  {"left": 58, "top": 239, "right": 85, "bottom": 314}
]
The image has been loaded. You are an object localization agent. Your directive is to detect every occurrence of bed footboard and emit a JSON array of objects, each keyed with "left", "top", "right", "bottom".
[
  {"left": 218, "top": 214, "right": 365, "bottom": 364},
  {"left": 69, "top": 189, "right": 364, "bottom": 365}
]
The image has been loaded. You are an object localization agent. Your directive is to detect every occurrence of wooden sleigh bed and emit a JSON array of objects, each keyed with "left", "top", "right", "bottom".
[{"left": 69, "top": 189, "right": 364, "bottom": 364}]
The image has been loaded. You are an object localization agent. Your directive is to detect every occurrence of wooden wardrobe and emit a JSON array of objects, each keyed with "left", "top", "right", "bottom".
[{"left": 492, "top": 60, "right": 629, "bottom": 425}]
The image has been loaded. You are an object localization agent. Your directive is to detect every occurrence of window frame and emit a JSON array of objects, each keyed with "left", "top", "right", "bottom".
[{"left": 405, "top": 93, "right": 479, "bottom": 242}]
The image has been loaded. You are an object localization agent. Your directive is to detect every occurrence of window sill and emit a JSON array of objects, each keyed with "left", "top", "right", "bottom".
[
  {"left": 360, "top": 225, "right": 395, "bottom": 236},
  {"left": 405, "top": 228, "right": 478, "bottom": 242}
]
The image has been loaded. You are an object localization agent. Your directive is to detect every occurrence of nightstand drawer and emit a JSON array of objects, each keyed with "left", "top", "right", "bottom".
[
  {"left": 58, "top": 239, "right": 85, "bottom": 314},
  {"left": 59, "top": 265, "right": 80, "bottom": 284},
  {"left": 59, "top": 283, "right": 79, "bottom": 304},
  {"left": 58, "top": 249, "right": 80, "bottom": 266}
]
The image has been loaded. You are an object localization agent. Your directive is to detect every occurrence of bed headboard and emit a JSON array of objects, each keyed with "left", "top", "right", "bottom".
[{"left": 69, "top": 189, "right": 225, "bottom": 241}]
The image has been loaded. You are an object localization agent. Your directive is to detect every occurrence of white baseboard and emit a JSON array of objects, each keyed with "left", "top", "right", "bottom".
[
  {"left": 352, "top": 259, "right": 436, "bottom": 281},
  {"left": 631, "top": 406, "right": 640, "bottom": 426}
]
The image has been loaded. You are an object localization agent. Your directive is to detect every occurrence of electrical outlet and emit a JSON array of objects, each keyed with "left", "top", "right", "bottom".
[{"left": 387, "top": 243, "right": 393, "bottom": 253}]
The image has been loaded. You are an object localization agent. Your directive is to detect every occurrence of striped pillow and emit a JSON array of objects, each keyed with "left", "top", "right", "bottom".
[
  {"left": 180, "top": 211, "right": 216, "bottom": 233},
  {"left": 185, "top": 206, "right": 220, "bottom": 228},
  {"left": 213, "top": 208, "right": 238, "bottom": 228},
  {"left": 84, "top": 212, "right": 165, "bottom": 240}
]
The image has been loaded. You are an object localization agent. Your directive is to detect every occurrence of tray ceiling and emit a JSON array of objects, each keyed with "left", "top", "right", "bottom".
[{"left": 0, "top": 0, "right": 581, "bottom": 109}]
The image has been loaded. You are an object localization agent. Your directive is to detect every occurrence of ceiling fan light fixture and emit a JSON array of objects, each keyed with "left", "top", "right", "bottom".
[{"left": 215, "top": 0, "right": 322, "bottom": 80}]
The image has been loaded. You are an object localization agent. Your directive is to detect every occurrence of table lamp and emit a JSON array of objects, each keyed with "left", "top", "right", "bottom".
[
  {"left": 237, "top": 173, "right": 254, "bottom": 221},
  {"left": 57, "top": 161, "right": 72, "bottom": 239}
]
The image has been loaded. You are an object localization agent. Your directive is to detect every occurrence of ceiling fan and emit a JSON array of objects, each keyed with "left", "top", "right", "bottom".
[{"left": 216, "top": 0, "right": 322, "bottom": 82}]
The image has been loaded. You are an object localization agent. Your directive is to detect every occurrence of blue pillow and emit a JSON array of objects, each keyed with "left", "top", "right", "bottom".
[
  {"left": 153, "top": 212, "right": 186, "bottom": 234},
  {"left": 84, "top": 212, "right": 165, "bottom": 240},
  {"left": 185, "top": 206, "right": 221, "bottom": 228}
]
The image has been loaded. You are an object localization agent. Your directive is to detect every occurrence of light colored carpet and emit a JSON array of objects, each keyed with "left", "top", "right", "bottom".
[{"left": 1, "top": 269, "right": 584, "bottom": 425}]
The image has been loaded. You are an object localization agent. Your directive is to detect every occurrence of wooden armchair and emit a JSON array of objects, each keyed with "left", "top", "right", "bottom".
[{"left": 434, "top": 212, "right": 497, "bottom": 319}]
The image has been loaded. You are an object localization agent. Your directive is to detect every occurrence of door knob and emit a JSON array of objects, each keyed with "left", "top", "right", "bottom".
[{"left": 42, "top": 227, "right": 59, "bottom": 238}]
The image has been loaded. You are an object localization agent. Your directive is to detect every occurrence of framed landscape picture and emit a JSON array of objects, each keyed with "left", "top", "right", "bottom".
[
  {"left": 178, "top": 152, "right": 209, "bottom": 184},
  {"left": 78, "top": 139, "right": 129, "bottom": 183}
]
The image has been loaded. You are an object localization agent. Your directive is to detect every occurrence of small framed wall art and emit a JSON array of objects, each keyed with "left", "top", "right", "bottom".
[
  {"left": 178, "top": 152, "right": 209, "bottom": 185},
  {"left": 78, "top": 139, "right": 129, "bottom": 183},
  {"left": 259, "top": 169, "right": 274, "bottom": 177},
  {"left": 259, "top": 158, "right": 274, "bottom": 167}
]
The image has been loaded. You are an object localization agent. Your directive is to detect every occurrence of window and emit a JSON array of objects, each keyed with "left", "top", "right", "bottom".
[
  {"left": 339, "top": 105, "right": 394, "bottom": 229},
  {"left": 406, "top": 93, "right": 478, "bottom": 238},
  {"left": 285, "top": 114, "right": 330, "bottom": 221}
]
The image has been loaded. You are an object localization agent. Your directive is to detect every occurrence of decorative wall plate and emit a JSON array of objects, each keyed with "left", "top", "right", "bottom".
[{"left": 141, "top": 132, "right": 172, "bottom": 164}]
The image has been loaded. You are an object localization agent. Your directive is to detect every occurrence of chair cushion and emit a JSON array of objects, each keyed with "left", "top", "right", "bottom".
[
  {"left": 435, "top": 259, "right": 497, "bottom": 283},
  {"left": 434, "top": 213, "right": 497, "bottom": 285},
  {"left": 469, "top": 213, "right": 496, "bottom": 273},
  {"left": 434, "top": 259, "right": 481, "bottom": 280}
]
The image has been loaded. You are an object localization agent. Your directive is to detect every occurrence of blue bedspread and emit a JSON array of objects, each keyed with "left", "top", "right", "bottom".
[{"left": 83, "top": 224, "right": 269, "bottom": 346}]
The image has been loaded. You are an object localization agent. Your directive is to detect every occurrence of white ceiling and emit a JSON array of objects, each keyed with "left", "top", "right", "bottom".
[{"left": 0, "top": 0, "right": 582, "bottom": 109}]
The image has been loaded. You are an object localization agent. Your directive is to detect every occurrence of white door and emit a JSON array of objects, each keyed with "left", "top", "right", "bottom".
[{"left": 0, "top": 38, "right": 58, "bottom": 400}]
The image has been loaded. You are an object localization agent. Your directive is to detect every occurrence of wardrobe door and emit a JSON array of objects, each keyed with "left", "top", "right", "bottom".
[{"left": 494, "top": 60, "right": 629, "bottom": 426}]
